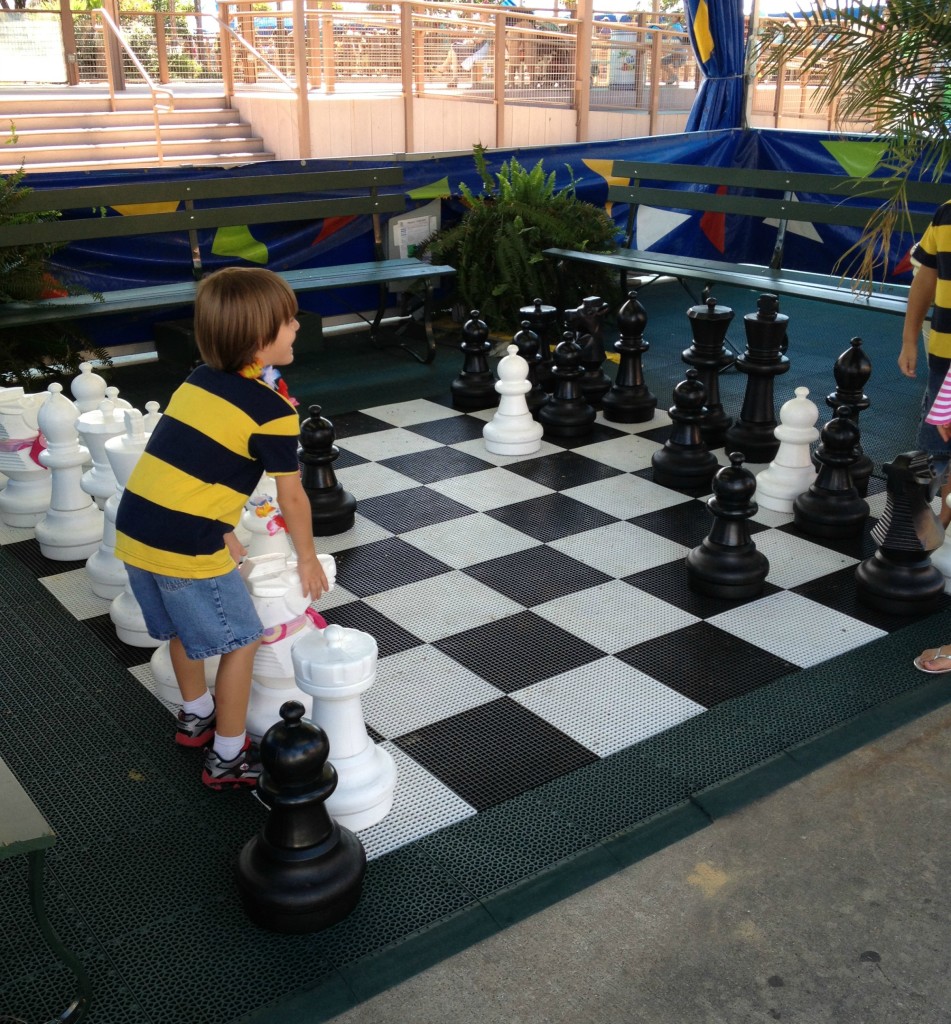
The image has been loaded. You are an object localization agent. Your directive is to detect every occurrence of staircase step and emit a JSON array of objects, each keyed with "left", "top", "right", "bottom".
[
  {"left": 9, "top": 151, "right": 277, "bottom": 174},
  {"left": 0, "top": 108, "right": 239, "bottom": 132},
  {"left": 5, "top": 123, "right": 254, "bottom": 149}
]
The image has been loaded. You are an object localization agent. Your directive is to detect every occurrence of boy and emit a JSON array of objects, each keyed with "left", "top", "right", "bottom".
[{"left": 115, "top": 267, "right": 329, "bottom": 788}]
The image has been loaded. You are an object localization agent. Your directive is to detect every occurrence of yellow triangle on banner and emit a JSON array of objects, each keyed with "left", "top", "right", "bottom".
[
  {"left": 582, "top": 158, "right": 630, "bottom": 215},
  {"left": 211, "top": 224, "right": 269, "bottom": 265},
  {"left": 694, "top": 0, "right": 714, "bottom": 63},
  {"left": 408, "top": 177, "right": 451, "bottom": 200},
  {"left": 820, "top": 140, "right": 887, "bottom": 179},
  {"left": 110, "top": 201, "right": 181, "bottom": 217}
]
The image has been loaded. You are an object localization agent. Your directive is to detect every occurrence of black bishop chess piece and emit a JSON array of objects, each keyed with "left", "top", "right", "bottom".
[
  {"left": 826, "top": 336, "right": 873, "bottom": 497},
  {"left": 723, "top": 293, "right": 790, "bottom": 464},
  {"left": 512, "top": 320, "right": 549, "bottom": 413},
  {"left": 601, "top": 290, "right": 657, "bottom": 424},
  {"left": 855, "top": 451, "right": 947, "bottom": 615},
  {"left": 519, "top": 297, "right": 559, "bottom": 391},
  {"left": 298, "top": 405, "right": 356, "bottom": 535},
  {"left": 234, "top": 701, "right": 367, "bottom": 934},
  {"left": 450, "top": 309, "right": 499, "bottom": 411},
  {"left": 566, "top": 295, "right": 612, "bottom": 408},
  {"left": 683, "top": 296, "right": 735, "bottom": 448},
  {"left": 651, "top": 369, "right": 719, "bottom": 493},
  {"left": 793, "top": 406, "right": 869, "bottom": 539},
  {"left": 686, "top": 452, "right": 769, "bottom": 600},
  {"left": 536, "top": 331, "right": 596, "bottom": 439}
]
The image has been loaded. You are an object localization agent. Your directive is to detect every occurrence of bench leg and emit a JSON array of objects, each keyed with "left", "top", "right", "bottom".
[
  {"left": 28, "top": 849, "right": 92, "bottom": 1023},
  {"left": 369, "top": 280, "right": 438, "bottom": 365}
]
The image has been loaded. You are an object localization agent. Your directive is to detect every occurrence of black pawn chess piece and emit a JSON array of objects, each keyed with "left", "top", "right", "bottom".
[
  {"left": 686, "top": 452, "right": 770, "bottom": 599},
  {"left": 234, "top": 701, "right": 367, "bottom": 934},
  {"left": 723, "top": 293, "right": 790, "bottom": 464},
  {"left": 512, "top": 320, "right": 549, "bottom": 413},
  {"left": 519, "top": 297, "right": 559, "bottom": 391},
  {"left": 683, "top": 296, "right": 735, "bottom": 447},
  {"left": 651, "top": 369, "right": 719, "bottom": 492},
  {"left": 536, "top": 331, "right": 596, "bottom": 438},
  {"left": 298, "top": 405, "right": 356, "bottom": 535},
  {"left": 601, "top": 290, "right": 657, "bottom": 424},
  {"left": 855, "top": 451, "right": 947, "bottom": 615},
  {"left": 793, "top": 406, "right": 869, "bottom": 539},
  {"left": 826, "top": 336, "right": 873, "bottom": 497},
  {"left": 567, "top": 295, "right": 612, "bottom": 408},
  {"left": 450, "top": 310, "right": 498, "bottom": 411}
]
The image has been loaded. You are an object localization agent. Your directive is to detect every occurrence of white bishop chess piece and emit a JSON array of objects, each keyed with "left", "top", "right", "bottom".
[
  {"left": 754, "top": 386, "right": 819, "bottom": 514},
  {"left": 483, "top": 344, "right": 544, "bottom": 456}
]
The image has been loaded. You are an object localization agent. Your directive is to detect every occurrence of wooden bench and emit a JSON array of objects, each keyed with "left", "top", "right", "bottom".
[
  {"left": 0, "top": 166, "right": 455, "bottom": 364},
  {"left": 545, "top": 161, "right": 950, "bottom": 317},
  {"left": 1, "top": 754, "right": 92, "bottom": 1022}
]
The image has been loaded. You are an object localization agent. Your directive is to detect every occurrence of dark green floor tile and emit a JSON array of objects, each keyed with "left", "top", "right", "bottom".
[
  {"left": 232, "top": 969, "right": 357, "bottom": 1024},
  {"left": 690, "top": 751, "right": 807, "bottom": 820},
  {"left": 600, "top": 800, "right": 711, "bottom": 869}
]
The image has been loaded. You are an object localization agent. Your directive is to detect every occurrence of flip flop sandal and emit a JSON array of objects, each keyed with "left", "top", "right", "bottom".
[{"left": 913, "top": 647, "right": 951, "bottom": 674}]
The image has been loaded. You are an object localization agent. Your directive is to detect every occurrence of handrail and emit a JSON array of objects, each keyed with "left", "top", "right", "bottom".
[
  {"left": 94, "top": 6, "right": 173, "bottom": 163},
  {"left": 210, "top": 13, "right": 300, "bottom": 95}
]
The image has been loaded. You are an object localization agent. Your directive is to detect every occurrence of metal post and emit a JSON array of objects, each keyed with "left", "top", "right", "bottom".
[
  {"left": 58, "top": 0, "right": 79, "bottom": 86},
  {"left": 102, "top": 0, "right": 126, "bottom": 93},
  {"left": 494, "top": 9, "right": 505, "bottom": 146},
  {"left": 292, "top": 0, "right": 311, "bottom": 158},
  {"left": 401, "top": 1, "right": 415, "bottom": 154},
  {"left": 574, "top": 0, "right": 592, "bottom": 143}
]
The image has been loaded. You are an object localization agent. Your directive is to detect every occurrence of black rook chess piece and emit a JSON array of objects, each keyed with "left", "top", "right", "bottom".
[
  {"left": 234, "top": 701, "right": 367, "bottom": 934},
  {"left": 601, "top": 290, "right": 657, "bottom": 424},
  {"left": 686, "top": 452, "right": 769, "bottom": 599},
  {"left": 826, "top": 336, "right": 873, "bottom": 496},
  {"left": 683, "top": 296, "right": 735, "bottom": 447},
  {"left": 651, "top": 369, "right": 719, "bottom": 492},
  {"left": 855, "top": 451, "right": 946, "bottom": 615},
  {"left": 723, "top": 293, "right": 790, "bottom": 463},
  {"left": 450, "top": 309, "right": 498, "bottom": 411},
  {"left": 536, "top": 331, "right": 596, "bottom": 438},
  {"left": 298, "top": 405, "right": 356, "bottom": 535}
]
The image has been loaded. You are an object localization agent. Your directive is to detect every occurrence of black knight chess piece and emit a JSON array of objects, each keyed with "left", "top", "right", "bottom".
[
  {"left": 651, "top": 369, "right": 719, "bottom": 492},
  {"left": 793, "top": 406, "right": 869, "bottom": 539},
  {"left": 298, "top": 405, "right": 356, "bottom": 535},
  {"left": 601, "top": 290, "right": 657, "bottom": 424},
  {"left": 826, "top": 336, "right": 873, "bottom": 497},
  {"left": 450, "top": 309, "right": 498, "bottom": 411},
  {"left": 683, "top": 296, "right": 735, "bottom": 447},
  {"left": 234, "top": 701, "right": 367, "bottom": 934},
  {"left": 855, "top": 451, "right": 946, "bottom": 615},
  {"left": 512, "top": 320, "right": 549, "bottom": 413},
  {"left": 723, "top": 293, "right": 790, "bottom": 463},
  {"left": 686, "top": 452, "right": 770, "bottom": 599},
  {"left": 566, "top": 295, "right": 612, "bottom": 408},
  {"left": 536, "top": 331, "right": 596, "bottom": 438}
]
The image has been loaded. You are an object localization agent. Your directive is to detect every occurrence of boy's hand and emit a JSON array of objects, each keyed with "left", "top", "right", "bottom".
[
  {"left": 897, "top": 342, "right": 918, "bottom": 378},
  {"left": 938, "top": 424, "right": 951, "bottom": 443},
  {"left": 224, "top": 531, "right": 247, "bottom": 565},
  {"left": 296, "top": 553, "right": 329, "bottom": 600}
]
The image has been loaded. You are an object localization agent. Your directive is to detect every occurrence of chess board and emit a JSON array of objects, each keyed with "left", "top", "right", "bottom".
[{"left": 3, "top": 394, "right": 940, "bottom": 867}]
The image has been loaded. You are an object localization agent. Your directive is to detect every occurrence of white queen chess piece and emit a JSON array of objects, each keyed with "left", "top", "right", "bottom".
[
  {"left": 0, "top": 387, "right": 51, "bottom": 528},
  {"left": 483, "top": 344, "right": 544, "bottom": 456},
  {"left": 754, "top": 386, "right": 820, "bottom": 514}
]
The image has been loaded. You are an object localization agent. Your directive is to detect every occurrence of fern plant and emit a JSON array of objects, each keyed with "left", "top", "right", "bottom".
[{"left": 419, "top": 145, "right": 620, "bottom": 331}]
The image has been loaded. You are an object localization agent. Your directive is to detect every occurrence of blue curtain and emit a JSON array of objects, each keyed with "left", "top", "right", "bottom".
[{"left": 683, "top": 0, "right": 746, "bottom": 132}]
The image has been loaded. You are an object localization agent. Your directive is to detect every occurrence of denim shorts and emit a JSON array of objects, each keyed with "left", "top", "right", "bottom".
[
  {"left": 918, "top": 353, "right": 951, "bottom": 480},
  {"left": 125, "top": 565, "right": 263, "bottom": 660}
]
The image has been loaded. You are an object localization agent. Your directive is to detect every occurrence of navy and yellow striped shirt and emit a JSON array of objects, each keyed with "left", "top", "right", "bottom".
[
  {"left": 115, "top": 365, "right": 300, "bottom": 579},
  {"left": 912, "top": 200, "right": 951, "bottom": 359}
]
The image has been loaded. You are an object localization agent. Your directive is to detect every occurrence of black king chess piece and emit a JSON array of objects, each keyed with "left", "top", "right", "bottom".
[
  {"left": 686, "top": 452, "right": 769, "bottom": 599},
  {"left": 855, "top": 451, "right": 947, "bottom": 615},
  {"left": 723, "top": 293, "right": 790, "bottom": 463},
  {"left": 684, "top": 296, "right": 735, "bottom": 447},
  {"left": 537, "top": 331, "right": 596, "bottom": 438},
  {"left": 235, "top": 701, "right": 367, "bottom": 934},
  {"left": 826, "top": 336, "right": 873, "bottom": 497},
  {"left": 601, "top": 290, "right": 657, "bottom": 424},
  {"left": 450, "top": 309, "right": 498, "bottom": 411},
  {"left": 651, "top": 369, "right": 719, "bottom": 492},
  {"left": 298, "top": 405, "right": 356, "bottom": 535}
]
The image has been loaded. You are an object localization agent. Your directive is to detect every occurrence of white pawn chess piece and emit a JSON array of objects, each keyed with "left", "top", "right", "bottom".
[
  {"left": 0, "top": 387, "right": 51, "bottom": 527},
  {"left": 292, "top": 623, "right": 397, "bottom": 831},
  {"left": 929, "top": 492, "right": 951, "bottom": 594},
  {"left": 754, "top": 386, "right": 820, "bottom": 513},
  {"left": 34, "top": 383, "right": 104, "bottom": 560},
  {"left": 483, "top": 344, "right": 543, "bottom": 456},
  {"left": 107, "top": 409, "right": 162, "bottom": 648},
  {"left": 70, "top": 361, "right": 109, "bottom": 414},
  {"left": 77, "top": 388, "right": 133, "bottom": 510}
]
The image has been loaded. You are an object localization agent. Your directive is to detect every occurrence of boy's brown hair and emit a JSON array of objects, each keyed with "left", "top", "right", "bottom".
[{"left": 194, "top": 267, "right": 298, "bottom": 372}]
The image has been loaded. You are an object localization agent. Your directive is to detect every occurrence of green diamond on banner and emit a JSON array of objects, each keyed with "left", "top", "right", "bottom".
[
  {"left": 211, "top": 224, "right": 269, "bottom": 264},
  {"left": 408, "top": 177, "right": 451, "bottom": 200},
  {"left": 820, "top": 140, "right": 888, "bottom": 179}
]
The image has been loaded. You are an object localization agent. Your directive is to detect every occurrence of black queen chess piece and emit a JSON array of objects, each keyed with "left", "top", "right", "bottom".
[
  {"left": 298, "top": 405, "right": 356, "bottom": 535},
  {"left": 826, "top": 336, "right": 873, "bottom": 497},
  {"left": 650, "top": 369, "right": 719, "bottom": 493},
  {"left": 519, "top": 297, "right": 559, "bottom": 391},
  {"left": 567, "top": 294, "right": 612, "bottom": 408},
  {"left": 686, "top": 451, "right": 770, "bottom": 600},
  {"left": 537, "top": 331, "right": 597, "bottom": 439},
  {"left": 723, "top": 293, "right": 790, "bottom": 464},
  {"left": 855, "top": 451, "right": 947, "bottom": 615},
  {"left": 601, "top": 290, "right": 657, "bottom": 424},
  {"left": 234, "top": 701, "right": 367, "bottom": 934},
  {"left": 512, "top": 320, "right": 549, "bottom": 413},
  {"left": 450, "top": 309, "right": 499, "bottom": 411},
  {"left": 683, "top": 296, "right": 735, "bottom": 447}
]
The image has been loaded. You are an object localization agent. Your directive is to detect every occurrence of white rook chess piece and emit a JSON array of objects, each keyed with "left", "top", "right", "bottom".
[
  {"left": 930, "top": 493, "right": 951, "bottom": 594},
  {"left": 754, "top": 386, "right": 819, "bottom": 513},
  {"left": 0, "top": 387, "right": 51, "bottom": 527},
  {"left": 77, "top": 388, "right": 132, "bottom": 510},
  {"left": 292, "top": 624, "right": 397, "bottom": 832},
  {"left": 70, "top": 361, "right": 108, "bottom": 414},
  {"left": 483, "top": 344, "right": 544, "bottom": 456},
  {"left": 107, "top": 409, "right": 161, "bottom": 648},
  {"left": 34, "top": 383, "right": 104, "bottom": 560}
]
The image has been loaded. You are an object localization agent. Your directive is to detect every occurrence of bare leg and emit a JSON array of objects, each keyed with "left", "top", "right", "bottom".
[
  {"left": 213, "top": 639, "right": 262, "bottom": 738},
  {"left": 941, "top": 478, "right": 951, "bottom": 528},
  {"left": 168, "top": 636, "right": 208, "bottom": 703}
]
